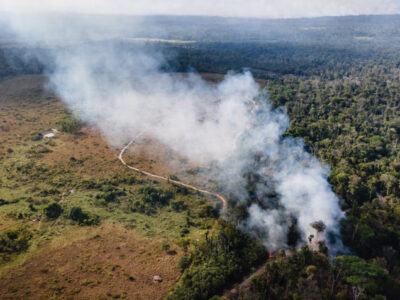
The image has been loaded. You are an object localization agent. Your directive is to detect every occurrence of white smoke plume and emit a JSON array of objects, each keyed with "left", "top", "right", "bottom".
[{"left": 2, "top": 13, "right": 344, "bottom": 253}]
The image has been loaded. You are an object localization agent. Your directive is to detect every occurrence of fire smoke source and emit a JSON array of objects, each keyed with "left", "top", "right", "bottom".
[{"left": 2, "top": 13, "right": 344, "bottom": 253}]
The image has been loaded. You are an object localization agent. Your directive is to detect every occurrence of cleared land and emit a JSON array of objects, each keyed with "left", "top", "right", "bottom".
[{"left": 0, "top": 75, "right": 220, "bottom": 299}]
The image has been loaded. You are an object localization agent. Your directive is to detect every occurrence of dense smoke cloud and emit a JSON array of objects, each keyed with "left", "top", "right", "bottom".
[
  {"left": 2, "top": 12, "right": 344, "bottom": 253},
  {"left": 1, "top": 0, "right": 399, "bottom": 18}
]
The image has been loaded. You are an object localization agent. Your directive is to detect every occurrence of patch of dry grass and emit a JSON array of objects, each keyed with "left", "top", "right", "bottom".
[
  {"left": 0, "top": 75, "right": 220, "bottom": 299},
  {"left": 0, "top": 222, "right": 182, "bottom": 299}
]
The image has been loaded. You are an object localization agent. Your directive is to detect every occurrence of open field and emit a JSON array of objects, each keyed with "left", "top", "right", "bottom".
[
  {"left": 0, "top": 222, "right": 182, "bottom": 300},
  {"left": 0, "top": 75, "right": 220, "bottom": 299}
]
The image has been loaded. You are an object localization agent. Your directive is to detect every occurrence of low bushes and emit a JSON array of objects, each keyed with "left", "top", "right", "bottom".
[
  {"left": 0, "top": 226, "right": 32, "bottom": 254},
  {"left": 170, "top": 200, "right": 187, "bottom": 212},
  {"left": 96, "top": 185, "right": 126, "bottom": 204},
  {"left": 131, "top": 186, "right": 174, "bottom": 215},
  {"left": 57, "top": 114, "right": 82, "bottom": 133},
  {"left": 44, "top": 203, "right": 63, "bottom": 219},
  {"left": 69, "top": 207, "right": 99, "bottom": 226}
]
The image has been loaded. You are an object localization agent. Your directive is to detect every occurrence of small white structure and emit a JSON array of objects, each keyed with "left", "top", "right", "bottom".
[
  {"left": 43, "top": 128, "right": 58, "bottom": 139},
  {"left": 153, "top": 275, "right": 162, "bottom": 282}
]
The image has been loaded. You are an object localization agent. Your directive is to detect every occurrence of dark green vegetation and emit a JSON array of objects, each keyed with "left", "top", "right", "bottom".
[
  {"left": 1, "top": 13, "right": 400, "bottom": 299},
  {"left": 44, "top": 202, "right": 62, "bottom": 219},
  {"left": 131, "top": 186, "right": 173, "bottom": 215},
  {"left": 68, "top": 206, "right": 99, "bottom": 225},
  {"left": 165, "top": 15, "right": 400, "bottom": 299},
  {"left": 0, "top": 226, "right": 32, "bottom": 262},
  {"left": 166, "top": 221, "right": 267, "bottom": 300},
  {"left": 236, "top": 249, "right": 400, "bottom": 300},
  {"left": 57, "top": 113, "right": 82, "bottom": 133},
  {"left": 267, "top": 74, "right": 400, "bottom": 267}
]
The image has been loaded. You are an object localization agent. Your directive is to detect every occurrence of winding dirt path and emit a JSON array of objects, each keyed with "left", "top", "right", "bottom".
[{"left": 118, "top": 136, "right": 227, "bottom": 210}]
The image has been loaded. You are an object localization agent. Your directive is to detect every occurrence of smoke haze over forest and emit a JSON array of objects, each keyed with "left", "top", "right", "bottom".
[
  {"left": 1, "top": 0, "right": 400, "bottom": 18},
  {"left": 0, "top": 9, "right": 348, "bottom": 253},
  {"left": 1, "top": 1, "right": 400, "bottom": 299}
]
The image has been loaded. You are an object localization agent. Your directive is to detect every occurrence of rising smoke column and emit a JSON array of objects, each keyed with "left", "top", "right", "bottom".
[{"left": 2, "top": 13, "right": 344, "bottom": 253}]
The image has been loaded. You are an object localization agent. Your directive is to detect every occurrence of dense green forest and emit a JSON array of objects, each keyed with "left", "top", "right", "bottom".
[
  {"left": 1, "top": 14, "right": 400, "bottom": 299},
  {"left": 167, "top": 15, "right": 400, "bottom": 299}
]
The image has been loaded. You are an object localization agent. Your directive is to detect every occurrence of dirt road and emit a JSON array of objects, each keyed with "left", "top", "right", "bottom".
[{"left": 118, "top": 136, "right": 228, "bottom": 210}]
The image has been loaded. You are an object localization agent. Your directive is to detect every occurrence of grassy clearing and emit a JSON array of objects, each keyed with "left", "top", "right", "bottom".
[
  {"left": 0, "top": 222, "right": 183, "bottom": 299},
  {"left": 0, "top": 75, "right": 219, "bottom": 298}
]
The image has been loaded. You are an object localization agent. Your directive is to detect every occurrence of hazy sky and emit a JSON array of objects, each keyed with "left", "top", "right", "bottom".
[{"left": 1, "top": 0, "right": 399, "bottom": 18}]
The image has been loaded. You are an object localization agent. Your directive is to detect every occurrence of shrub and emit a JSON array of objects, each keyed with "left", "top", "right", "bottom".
[
  {"left": 139, "top": 186, "right": 174, "bottom": 206},
  {"left": 28, "top": 144, "right": 52, "bottom": 157},
  {"left": 170, "top": 200, "right": 187, "bottom": 211},
  {"left": 117, "top": 175, "right": 137, "bottom": 185},
  {"left": 44, "top": 203, "right": 63, "bottom": 219},
  {"left": 103, "top": 191, "right": 117, "bottom": 202},
  {"left": 95, "top": 187, "right": 126, "bottom": 204},
  {"left": 177, "top": 255, "right": 191, "bottom": 271},
  {"left": 30, "top": 132, "right": 43, "bottom": 141},
  {"left": 161, "top": 242, "right": 170, "bottom": 251},
  {"left": 58, "top": 114, "right": 82, "bottom": 133},
  {"left": 169, "top": 174, "right": 179, "bottom": 181},
  {"left": 28, "top": 203, "right": 37, "bottom": 212},
  {"left": 39, "top": 188, "right": 60, "bottom": 197},
  {"left": 79, "top": 179, "right": 101, "bottom": 189},
  {"left": 131, "top": 186, "right": 174, "bottom": 215},
  {"left": 69, "top": 207, "right": 99, "bottom": 226},
  {"left": 0, "top": 227, "right": 32, "bottom": 254},
  {"left": 0, "top": 199, "right": 10, "bottom": 206},
  {"left": 197, "top": 204, "right": 218, "bottom": 218}
]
